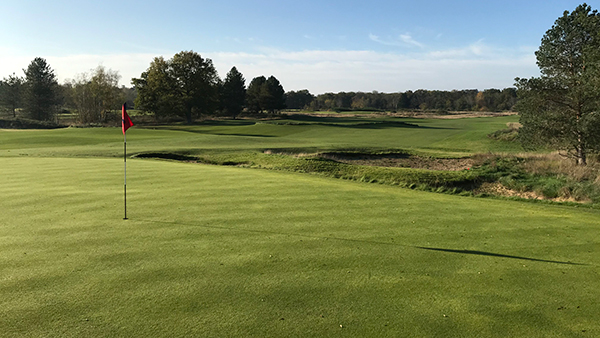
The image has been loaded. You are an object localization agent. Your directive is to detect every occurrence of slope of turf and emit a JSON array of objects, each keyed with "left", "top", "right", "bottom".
[
  {"left": 1, "top": 157, "right": 599, "bottom": 337},
  {"left": 0, "top": 115, "right": 521, "bottom": 158}
]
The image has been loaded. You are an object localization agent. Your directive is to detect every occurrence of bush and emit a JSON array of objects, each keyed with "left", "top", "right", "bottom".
[
  {"left": 488, "top": 122, "right": 521, "bottom": 141},
  {"left": 0, "top": 118, "right": 63, "bottom": 129}
]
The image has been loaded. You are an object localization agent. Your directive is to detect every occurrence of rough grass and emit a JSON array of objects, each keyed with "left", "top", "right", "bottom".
[
  {"left": 470, "top": 154, "right": 600, "bottom": 203},
  {"left": 1, "top": 157, "right": 600, "bottom": 337},
  {"left": 487, "top": 122, "right": 521, "bottom": 142}
]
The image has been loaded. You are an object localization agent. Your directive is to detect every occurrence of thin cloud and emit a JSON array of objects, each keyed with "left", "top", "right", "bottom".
[
  {"left": 399, "top": 34, "right": 425, "bottom": 48},
  {"left": 369, "top": 34, "right": 389, "bottom": 45},
  {"left": 426, "top": 40, "right": 533, "bottom": 60},
  {"left": 370, "top": 33, "right": 425, "bottom": 48}
]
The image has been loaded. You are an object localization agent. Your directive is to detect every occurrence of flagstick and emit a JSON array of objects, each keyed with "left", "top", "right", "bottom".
[{"left": 124, "top": 132, "right": 128, "bottom": 220}]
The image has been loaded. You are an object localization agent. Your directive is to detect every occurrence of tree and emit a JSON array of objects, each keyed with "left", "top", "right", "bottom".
[
  {"left": 246, "top": 76, "right": 266, "bottom": 113},
  {"left": 475, "top": 91, "right": 486, "bottom": 111},
  {"left": 121, "top": 86, "right": 137, "bottom": 110},
  {"left": 69, "top": 66, "right": 123, "bottom": 124},
  {"left": 285, "top": 89, "right": 314, "bottom": 110},
  {"left": 170, "top": 51, "right": 220, "bottom": 123},
  {"left": 23, "top": 57, "right": 61, "bottom": 121},
  {"left": 132, "top": 56, "right": 176, "bottom": 121},
  {"left": 220, "top": 66, "right": 246, "bottom": 118},
  {"left": 0, "top": 73, "right": 24, "bottom": 117},
  {"left": 132, "top": 51, "right": 220, "bottom": 123},
  {"left": 260, "top": 76, "right": 286, "bottom": 113},
  {"left": 516, "top": 4, "right": 600, "bottom": 165},
  {"left": 498, "top": 88, "right": 518, "bottom": 111}
]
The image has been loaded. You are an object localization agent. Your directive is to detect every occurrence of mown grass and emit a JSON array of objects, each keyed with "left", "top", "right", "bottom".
[
  {"left": 2, "top": 115, "right": 599, "bottom": 337},
  {"left": 0, "top": 115, "right": 522, "bottom": 158},
  {"left": 1, "top": 157, "right": 600, "bottom": 337}
]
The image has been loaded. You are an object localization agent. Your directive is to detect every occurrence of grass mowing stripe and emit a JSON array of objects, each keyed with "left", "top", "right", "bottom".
[
  {"left": 143, "top": 219, "right": 586, "bottom": 266},
  {"left": 0, "top": 116, "right": 522, "bottom": 158},
  {"left": 1, "top": 157, "right": 600, "bottom": 337}
]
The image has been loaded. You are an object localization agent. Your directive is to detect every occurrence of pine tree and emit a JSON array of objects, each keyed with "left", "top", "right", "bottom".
[
  {"left": 516, "top": 4, "right": 600, "bottom": 165},
  {"left": 246, "top": 76, "right": 266, "bottom": 113},
  {"left": 260, "top": 76, "right": 286, "bottom": 113},
  {"left": 23, "top": 57, "right": 61, "bottom": 121},
  {"left": 221, "top": 67, "right": 246, "bottom": 118}
]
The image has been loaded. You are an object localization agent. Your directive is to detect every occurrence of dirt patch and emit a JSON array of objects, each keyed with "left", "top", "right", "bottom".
[
  {"left": 317, "top": 152, "right": 475, "bottom": 171},
  {"left": 475, "top": 182, "right": 544, "bottom": 200},
  {"left": 474, "top": 182, "right": 589, "bottom": 203}
]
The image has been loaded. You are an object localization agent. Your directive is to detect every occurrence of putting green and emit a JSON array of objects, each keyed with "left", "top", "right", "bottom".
[{"left": 1, "top": 157, "right": 599, "bottom": 337}]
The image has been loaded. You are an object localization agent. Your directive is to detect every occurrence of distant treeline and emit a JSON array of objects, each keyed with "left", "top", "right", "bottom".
[
  {"left": 286, "top": 88, "right": 518, "bottom": 112},
  {"left": 2, "top": 54, "right": 519, "bottom": 126}
]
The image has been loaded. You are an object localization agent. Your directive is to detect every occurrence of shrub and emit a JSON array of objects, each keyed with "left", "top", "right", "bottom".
[{"left": 0, "top": 118, "right": 63, "bottom": 129}]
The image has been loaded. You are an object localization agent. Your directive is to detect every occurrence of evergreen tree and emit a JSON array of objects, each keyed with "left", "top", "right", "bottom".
[
  {"left": 220, "top": 66, "right": 246, "bottom": 118},
  {"left": 516, "top": 4, "right": 600, "bottom": 165},
  {"left": 23, "top": 57, "right": 61, "bottom": 121},
  {"left": 246, "top": 76, "right": 266, "bottom": 113},
  {"left": 260, "top": 76, "right": 286, "bottom": 113}
]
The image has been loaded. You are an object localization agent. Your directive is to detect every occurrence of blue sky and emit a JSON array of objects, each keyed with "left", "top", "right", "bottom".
[{"left": 1, "top": 0, "right": 596, "bottom": 93}]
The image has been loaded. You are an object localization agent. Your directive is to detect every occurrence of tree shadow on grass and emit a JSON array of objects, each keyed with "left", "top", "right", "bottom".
[
  {"left": 415, "top": 246, "right": 586, "bottom": 265},
  {"left": 192, "top": 120, "right": 257, "bottom": 126},
  {"left": 147, "top": 115, "right": 450, "bottom": 133},
  {"left": 152, "top": 127, "right": 277, "bottom": 138},
  {"left": 273, "top": 115, "right": 450, "bottom": 129},
  {"left": 141, "top": 219, "right": 587, "bottom": 266},
  {"left": 336, "top": 121, "right": 439, "bottom": 129}
]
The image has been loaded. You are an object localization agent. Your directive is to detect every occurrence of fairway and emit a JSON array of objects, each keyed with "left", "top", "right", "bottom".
[
  {"left": 0, "top": 115, "right": 521, "bottom": 158},
  {"left": 1, "top": 156, "right": 599, "bottom": 337}
]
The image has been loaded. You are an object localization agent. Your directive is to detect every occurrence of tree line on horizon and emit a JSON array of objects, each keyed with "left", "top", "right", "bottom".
[
  {"left": 287, "top": 88, "right": 517, "bottom": 112},
  {"left": 0, "top": 51, "right": 287, "bottom": 124},
  {"left": 1, "top": 52, "right": 518, "bottom": 125}
]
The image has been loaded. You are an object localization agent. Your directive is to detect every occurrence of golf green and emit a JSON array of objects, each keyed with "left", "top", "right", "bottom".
[{"left": 1, "top": 157, "right": 599, "bottom": 337}]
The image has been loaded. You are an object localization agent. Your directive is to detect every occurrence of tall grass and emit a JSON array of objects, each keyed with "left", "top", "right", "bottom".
[{"left": 472, "top": 154, "right": 600, "bottom": 203}]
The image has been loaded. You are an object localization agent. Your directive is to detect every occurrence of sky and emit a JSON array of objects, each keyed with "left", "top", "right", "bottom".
[{"left": 0, "top": 0, "right": 597, "bottom": 94}]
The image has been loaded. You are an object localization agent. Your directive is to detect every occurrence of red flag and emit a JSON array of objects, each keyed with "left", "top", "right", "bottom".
[{"left": 122, "top": 103, "right": 134, "bottom": 134}]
